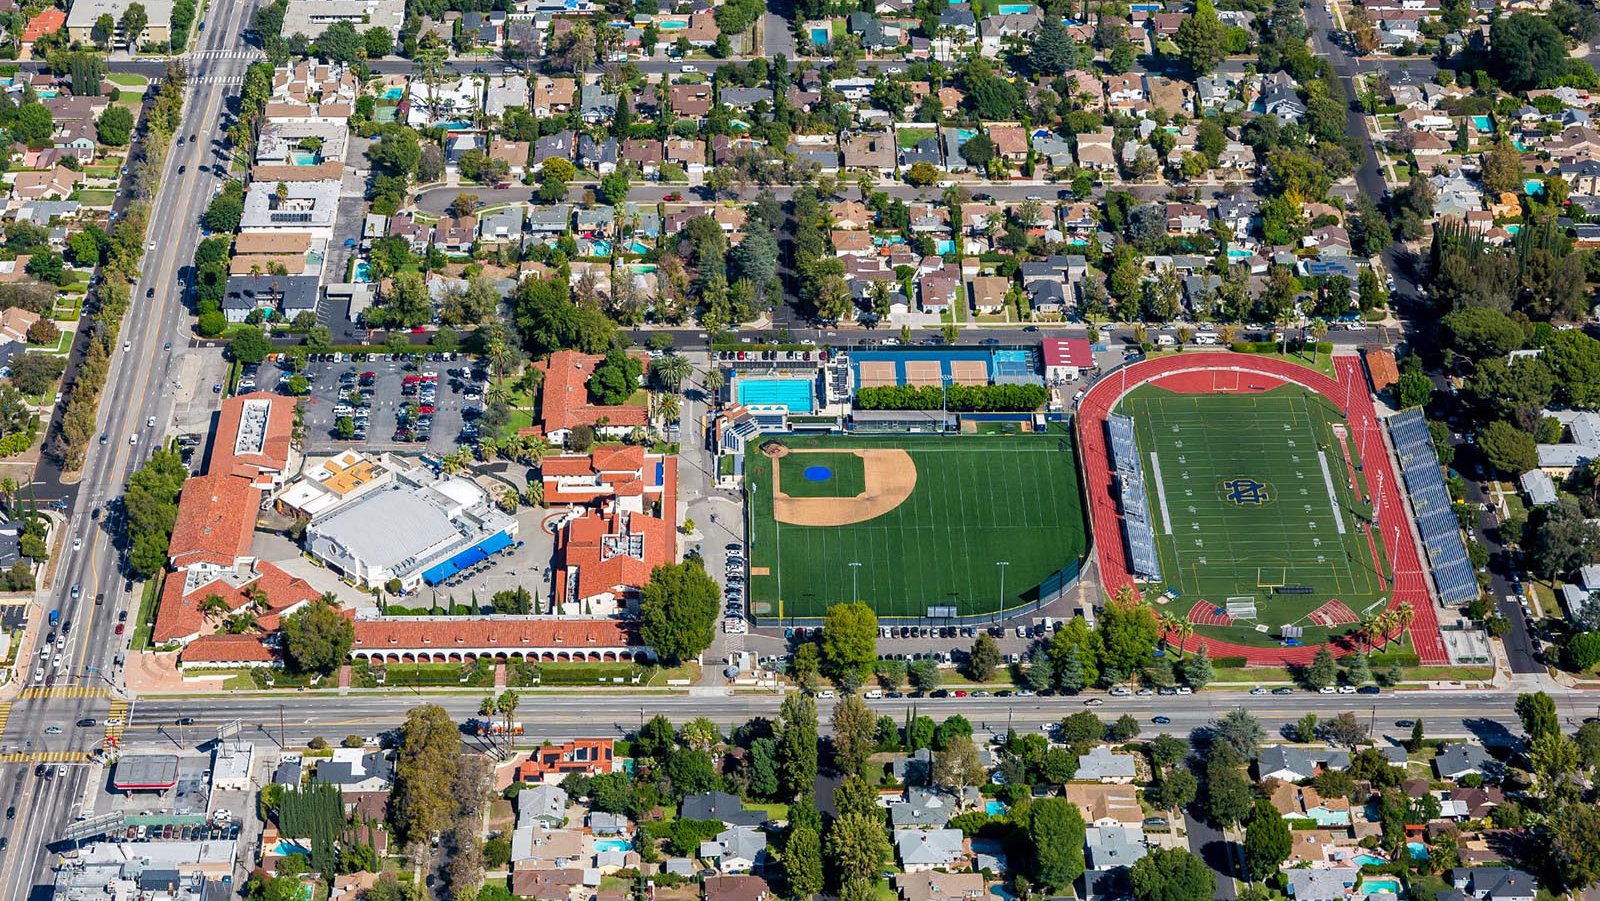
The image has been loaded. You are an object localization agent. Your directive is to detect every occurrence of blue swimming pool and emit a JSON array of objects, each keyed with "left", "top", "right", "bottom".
[
  {"left": 810, "top": 27, "right": 829, "bottom": 45},
  {"left": 1524, "top": 179, "right": 1544, "bottom": 195},
  {"left": 383, "top": 86, "right": 404, "bottom": 100},
  {"left": 292, "top": 151, "right": 320, "bottom": 166},
  {"left": 738, "top": 377, "right": 815, "bottom": 413},
  {"left": 1227, "top": 247, "right": 1253, "bottom": 259},
  {"left": 936, "top": 239, "right": 956, "bottom": 254},
  {"left": 1359, "top": 877, "right": 1401, "bottom": 894},
  {"left": 592, "top": 239, "right": 613, "bottom": 257},
  {"left": 997, "top": 3, "right": 1033, "bottom": 12},
  {"left": 658, "top": 18, "right": 688, "bottom": 28},
  {"left": 1471, "top": 114, "right": 1494, "bottom": 132},
  {"left": 625, "top": 240, "right": 650, "bottom": 255},
  {"left": 273, "top": 840, "right": 310, "bottom": 857},
  {"left": 1407, "top": 841, "right": 1429, "bottom": 860},
  {"left": 595, "top": 838, "right": 632, "bottom": 853},
  {"left": 353, "top": 261, "right": 372, "bottom": 283},
  {"left": 985, "top": 800, "right": 1006, "bottom": 816},
  {"left": 1353, "top": 854, "right": 1388, "bottom": 867}
]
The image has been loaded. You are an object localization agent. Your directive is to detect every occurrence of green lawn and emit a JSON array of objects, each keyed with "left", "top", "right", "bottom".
[
  {"left": 897, "top": 128, "right": 936, "bottom": 149},
  {"left": 129, "top": 573, "right": 164, "bottom": 651},
  {"left": 107, "top": 73, "right": 149, "bottom": 87},
  {"left": 86, "top": 166, "right": 122, "bottom": 179},
  {"left": 746, "top": 430, "right": 1087, "bottom": 619},
  {"left": 1121, "top": 383, "right": 1389, "bottom": 647},
  {"left": 777, "top": 451, "right": 867, "bottom": 498},
  {"left": 74, "top": 189, "right": 117, "bottom": 207}
]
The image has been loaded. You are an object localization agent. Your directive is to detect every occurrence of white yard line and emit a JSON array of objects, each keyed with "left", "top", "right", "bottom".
[
  {"left": 1316, "top": 449, "right": 1348, "bottom": 535},
  {"left": 1149, "top": 451, "right": 1174, "bottom": 536}
]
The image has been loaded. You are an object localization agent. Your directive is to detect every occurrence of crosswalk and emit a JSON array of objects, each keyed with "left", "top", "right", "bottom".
[
  {"left": 187, "top": 49, "right": 263, "bottom": 60},
  {"left": 189, "top": 75, "right": 246, "bottom": 86},
  {"left": 17, "top": 687, "right": 106, "bottom": 700},
  {"left": 0, "top": 702, "right": 10, "bottom": 739},
  {"left": 104, "top": 700, "right": 130, "bottom": 746},
  {"left": 0, "top": 750, "right": 91, "bottom": 764}
]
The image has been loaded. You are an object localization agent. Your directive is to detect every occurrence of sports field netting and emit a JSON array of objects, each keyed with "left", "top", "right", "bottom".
[
  {"left": 745, "top": 433, "right": 1088, "bottom": 619},
  {"left": 1118, "top": 384, "right": 1389, "bottom": 645}
]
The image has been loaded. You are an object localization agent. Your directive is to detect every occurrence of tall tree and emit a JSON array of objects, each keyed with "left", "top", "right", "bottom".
[
  {"left": 830, "top": 693, "right": 878, "bottom": 776},
  {"left": 778, "top": 693, "right": 819, "bottom": 800},
  {"left": 1174, "top": 0, "right": 1227, "bottom": 75},
  {"left": 1244, "top": 800, "right": 1292, "bottom": 881},
  {"left": 392, "top": 705, "right": 463, "bottom": 843},
  {"left": 820, "top": 602, "right": 879, "bottom": 690},
  {"left": 1028, "top": 797, "right": 1087, "bottom": 891},
  {"left": 639, "top": 560, "right": 719, "bottom": 664},
  {"left": 1517, "top": 691, "right": 1560, "bottom": 741},
  {"left": 824, "top": 813, "right": 891, "bottom": 885},
  {"left": 280, "top": 597, "right": 354, "bottom": 675},
  {"left": 1131, "top": 848, "right": 1216, "bottom": 901},
  {"left": 784, "top": 824, "right": 823, "bottom": 899}
]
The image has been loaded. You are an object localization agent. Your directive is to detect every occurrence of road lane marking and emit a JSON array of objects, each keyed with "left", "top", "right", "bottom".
[{"left": 17, "top": 687, "right": 107, "bottom": 700}]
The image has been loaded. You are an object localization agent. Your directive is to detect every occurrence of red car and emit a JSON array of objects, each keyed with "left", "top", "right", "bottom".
[
  {"left": 952, "top": 690, "right": 968, "bottom": 698},
  {"left": 664, "top": 192, "right": 682, "bottom": 201},
  {"left": 418, "top": 405, "right": 436, "bottom": 414},
  {"left": 114, "top": 623, "right": 124, "bottom": 635}
]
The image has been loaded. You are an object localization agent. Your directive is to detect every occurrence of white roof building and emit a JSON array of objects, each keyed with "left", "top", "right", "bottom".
[{"left": 282, "top": 0, "right": 405, "bottom": 38}]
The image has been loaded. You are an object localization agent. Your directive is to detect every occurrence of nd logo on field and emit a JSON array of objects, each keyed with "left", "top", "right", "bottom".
[{"left": 1222, "top": 477, "right": 1270, "bottom": 506}]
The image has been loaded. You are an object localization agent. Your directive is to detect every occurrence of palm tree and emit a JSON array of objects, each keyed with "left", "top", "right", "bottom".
[
  {"left": 478, "top": 695, "right": 497, "bottom": 718},
  {"left": 200, "top": 594, "right": 230, "bottom": 619},
  {"left": 1392, "top": 601, "right": 1416, "bottom": 644},
  {"left": 703, "top": 367, "right": 726, "bottom": 396},
  {"left": 496, "top": 689, "right": 520, "bottom": 734},
  {"left": 1309, "top": 320, "right": 1330, "bottom": 366},
  {"left": 224, "top": 611, "right": 258, "bottom": 634},
  {"left": 656, "top": 392, "right": 681, "bottom": 423},
  {"left": 1174, "top": 620, "right": 1195, "bottom": 660},
  {"left": 0, "top": 476, "right": 17, "bottom": 513},
  {"left": 523, "top": 481, "right": 545, "bottom": 507},
  {"left": 653, "top": 353, "right": 691, "bottom": 389}
]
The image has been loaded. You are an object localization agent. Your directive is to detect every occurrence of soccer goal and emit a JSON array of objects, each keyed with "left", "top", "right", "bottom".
[{"left": 1225, "top": 597, "right": 1259, "bottom": 621}]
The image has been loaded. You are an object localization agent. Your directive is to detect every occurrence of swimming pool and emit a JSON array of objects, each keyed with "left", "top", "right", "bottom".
[
  {"left": 292, "top": 151, "right": 320, "bottom": 166},
  {"left": 595, "top": 838, "right": 632, "bottom": 853},
  {"left": 936, "top": 239, "right": 956, "bottom": 254},
  {"left": 659, "top": 19, "right": 688, "bottom": 28},
  {"left": 1406, "top": 841, "right": 1428, "bottom": 860},
  {"left": 1227, "top": 247, "right": 1253, "bottom": 259},
  {"left": 592, "top": 239, "right": 613, "bottom": 257},
  {"left": 273, "top": 840, "right": 310, "bottom": 857},
  {"left": 382, "top": 87, "right": 404, "bottom": 100},
  {"left": 1353, "top": 854, "right": 1388, "bottom": 867},
  {"left": 738, "top": 377, "right": 816, "bottom": 413},
  {"left": 624, "top": 240, "right": 650, "bottom": 255},
  {"left": 353, "top": 261, "right": 372, "bottom": 283},
  {"left": 442, "top": 121, "right": 473, "bottom": 131},
  {"left": 997, "top": 3, "right": 1033, "bottom": 12},
  {"left": 1359, "top": 878, "right": 1401, "bottom": 895},
  {"left": 810, "top": 27, "right": 829, "bottom": 46},
  {"left": 1524, "top": 179, "right": 1544, "bottom": 195},
  {"left": 1471, "top": 114, "right": 1494, "bottom": 132},
  {"left": 984, "top": 800, "right": 1006, "bottom": 816}
]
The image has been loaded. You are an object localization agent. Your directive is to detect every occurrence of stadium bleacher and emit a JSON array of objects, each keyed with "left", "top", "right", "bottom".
[
  {"left": 1387, "top": 409, "right": 1479, "bottom": 604},
  {"left": 1107, "top": 414, "right": 1161, "bottom": 581}
]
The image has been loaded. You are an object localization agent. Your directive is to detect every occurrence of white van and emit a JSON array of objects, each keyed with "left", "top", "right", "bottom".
[
  {"left": 1155, "top": 334, "right": 1177, "bottom": 347},
  {"left": 1194, "top": 332, "right": 1219, "bottom": 346}
]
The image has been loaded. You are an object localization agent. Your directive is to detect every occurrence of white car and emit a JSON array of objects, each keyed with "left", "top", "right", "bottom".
[
  {"left": 1318, "top": 686, "right": 1338, "bottom": 694},
  {"left": 680, "top": 64, "right": 697, "bottom": 73},
  {"left": 864, "top": 690, "right": 883, "bottom": 699},
  {"left": 71, "top": 537, "right": 81, "bottom": 551},
  {"left": 1338, "top": 685, "right": 1358, "bottom": 694},
  {"left": 815, "top": 689, "right": 835, "bottom": 699}
]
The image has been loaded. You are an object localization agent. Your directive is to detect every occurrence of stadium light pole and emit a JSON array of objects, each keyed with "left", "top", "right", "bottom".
[
  {"left": 850, "top": 562, "right": 862, "bottom": 601},
  {"left": 996, "top": 561, "right": 1009, "bottom": 619}
]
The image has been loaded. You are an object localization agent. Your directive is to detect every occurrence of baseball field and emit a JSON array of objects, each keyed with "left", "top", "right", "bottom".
[
  {"left": 1118, "top": 382, "right": 1391, "bottom": 646},
  {"left": 744, "top": 432, "right": 1088, "bottom": 620}
]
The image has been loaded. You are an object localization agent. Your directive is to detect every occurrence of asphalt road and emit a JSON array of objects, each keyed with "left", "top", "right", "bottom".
[
  {"left": 115, "top": 688, "right": 1568, "bottom": 751},
  {"left": 0, "top": 0, "right": 265, "bottom": 894}
]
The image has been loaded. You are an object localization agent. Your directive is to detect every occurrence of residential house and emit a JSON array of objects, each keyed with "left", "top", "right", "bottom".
[
  {"left": 1076, "top": 126, "right": 1117, "bottom": 171},
  {"left": 703, "top": 876, "right": 772, "bottom": 901},
  {"left": 968, "top": 276, "right": 1009, "bottom": 314},
  {"left": 893, "top": 829, "right": 967, "bottom": 873},
  {"left": 1083, "top": 824, "right": 1146, "bottom": 872},
  {"left": 893, "top": 872, "right": 985, "bottom": 901},
  {"left": 1032, "top": 132, "right": 1075, "bottom": 169},
  {"left": 1435, "top": 744, "right": 1495, "bottom": 780},
  {"left": 1440, "top": 868, "right": 1537, "bottom": 901},
  {"left": 578, "top": 134, "right": 619, "bottom": 174},
  {"left": 1257, "top": 746, "right": 1351, "bottom": 782},
  {"left": 478, "top": 206, "right": 525, "bottom": 248},
  {"left": 516, "top": 785, "right": 569, "bottom": 829},
  {"left": 1076, "top": 747, "right": 1137, "bottom": 783},
  {"left": 842, "top": 131, "right": 897, "bottom": 174},
  {"left": 517, "top": 738, "right": 617, "bottom": 782},
  {"left": 986, "top": 125, "right": 1028, "bottom": 162},
  {"left": 489, "top": 138, "right": 530, "bottom": 177},
  {"left": 889, "top": 788, "right": 958, "bottom": 829},
  {"left": 1065, "top": 784, "right": 1145, "bottom": 828},
  {"left": 433, "top": 215, "right": 477, "bottom": 253},
  {"left": 533, "top": 131, "right": 575, "bottom": 171},
  {"left": 1262, "top": 78, "right": 1306, "bottom": 122},
  {"left": 1165, "top": 202, "right": 1209, "bottom": 235},
  {"left": 621, "top": 139, "right": 663, "bottom": 178},
  {"left": 581, "top": 83, "right": 618, "bottom": 124},
  {"left": 1286, "top": 867, "right": 1359, "bottom": 901},
  {"left": 699, "top": 826, "right": 768, "bottom": 875},
  {"left": 533, "top": 77, "right": 577, "bottom": 117},
  {"left": 682, "top": 791, "right": 768, "bottom": 827}
]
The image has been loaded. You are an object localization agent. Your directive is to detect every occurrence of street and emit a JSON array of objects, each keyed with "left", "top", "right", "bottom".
[{"left": 0, "top": 0, "right": 265, "bottom": 896}]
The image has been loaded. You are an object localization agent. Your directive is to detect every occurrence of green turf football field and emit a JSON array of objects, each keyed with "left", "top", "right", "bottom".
[
  {"left": 1118, "top": 385, "right": 1389, "bottom": 644},
  {"left": 745, "top": 433, "right": 1088, "bottom": 619},
  {"left": 777, "top": 452, "right": 867, "bottom": 498}
]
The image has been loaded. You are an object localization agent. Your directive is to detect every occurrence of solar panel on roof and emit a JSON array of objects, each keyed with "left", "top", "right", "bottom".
[{"left": 1386, "top": 410, "right": 1478, "bottom": 604}]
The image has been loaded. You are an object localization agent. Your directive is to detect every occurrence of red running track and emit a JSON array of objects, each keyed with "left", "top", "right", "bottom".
[{"left": 1076, "top": 353, "right": 1449, "bottom": 666}]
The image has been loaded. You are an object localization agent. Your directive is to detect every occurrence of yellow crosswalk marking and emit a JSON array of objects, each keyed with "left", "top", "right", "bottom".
[
  {"left": 104, "top": 700, "right": 130, "bottom": 746},
  {"left": 0, "top": 751, "right": 90, "bottom": 764},
  {"left": 0, "top": 702, "right": 11, "bottom": 739},
  {"left": 17, "top": 687, "right": 108, "bottom": 700}
]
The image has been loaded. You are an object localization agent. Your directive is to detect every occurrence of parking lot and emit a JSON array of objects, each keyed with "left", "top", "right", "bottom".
[{"left": 292, "top": 353, "right": 486, "bottom": 456}]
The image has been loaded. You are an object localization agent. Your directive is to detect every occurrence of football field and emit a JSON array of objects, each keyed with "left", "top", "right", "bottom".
[
  {"left": 1119, "top": 384, "right": 1390, "bottom": 644},
  {"left": 744, "top": 432, "right": 1088, "bottom": 619}
]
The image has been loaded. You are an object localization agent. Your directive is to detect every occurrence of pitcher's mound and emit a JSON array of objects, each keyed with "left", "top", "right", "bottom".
[{"left": 773, "top": 448, "right": 917, "bottom": 526}]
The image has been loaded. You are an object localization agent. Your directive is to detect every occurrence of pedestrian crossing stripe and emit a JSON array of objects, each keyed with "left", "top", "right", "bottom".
[
  {"left": 18, "top": 687, "right": 107, "bottom": 700},
  {"left": 0, "top": 702, "right": 10, "bottom": 738},
  {"left": 0, "top": 751, "right": 91, "bottom": 763},
  {"left": 190, "top": 75, "right": 245, "bottom": 85},
  {"left": 186, "top": 49, "right": 263, "bottom": 59},
  {"left": 104, "top": 700, "right": 130, "bottom": 746}
]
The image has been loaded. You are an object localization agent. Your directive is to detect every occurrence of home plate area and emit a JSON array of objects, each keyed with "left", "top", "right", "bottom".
[{"left": 1307, "top": 599, "right": 1359, "bottom": 628}]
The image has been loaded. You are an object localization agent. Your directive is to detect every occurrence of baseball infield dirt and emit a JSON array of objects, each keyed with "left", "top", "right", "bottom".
[{"left": 772, "top": 448, "right": 917, "bottom": 526}]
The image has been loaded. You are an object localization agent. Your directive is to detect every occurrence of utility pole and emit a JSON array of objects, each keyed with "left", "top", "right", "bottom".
[
  {"left": 278, "top": 705, "right": 285, "bottom": 749},
  {"left": 996, "top": 561, "right": 1009, "bottom": 618}
]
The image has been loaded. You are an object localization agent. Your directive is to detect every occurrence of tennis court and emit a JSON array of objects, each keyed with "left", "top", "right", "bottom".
[{"left": 1119, "top": 384, "right": 1390, "bottom": 645}]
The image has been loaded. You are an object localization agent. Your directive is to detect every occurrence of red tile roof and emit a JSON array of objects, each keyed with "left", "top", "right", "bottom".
[
  {"left": 21, "top": 7, "right": 63, "bottom": 43},
  {"left": 154, "top": 561, "right": 322, "bottom": 644},
  {"left": 531, "top": 351, "right": 650, "bottom": 436},
  {"left": 211, "top": 392, "right": 296, "bottom": 481},
  {"left": 541, "top": 447, "right": 675, "bottom": 506},
  {"left": 552, "top": 508, "right": 673, "bottom": 604},
  {"left": 181, "top": 634, "right": 277, "bottom": 664},
  {"left": 167, "top": 472, "right": 260, "bottom": 571},
  {"left": 350, "top": 618, "right": 642, "bottom": 652},
  {"left": 517, "top": 738, "right": 615, "bottom": 781}
]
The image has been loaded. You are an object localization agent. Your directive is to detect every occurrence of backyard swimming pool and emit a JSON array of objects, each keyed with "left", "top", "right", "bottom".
[
  {"left": 383, "top": 87, "right": 405, "bottom": 100},
  {"left": 1524, "top": 179, "right": 1544, "bottom": 195},
  {"left": 595, "top": 838, "right": 632, "bottom": 853},
  {"left": 1407, "top": 841, "right": 1429, "bottom": 860},
  {"left": 738, "top": 377, "right": 816, "bottom": 413},
  {"left": 985, "top": 800, "right": 1006, "bottom": 815},
  {"left": 810, "top": 27, "right": 829, "bottom": 45},
  {"left": 1353, "top": 854, "right": 1388, "bottom": 868},
  {"left": 1471, "top": 114, "right": 1494, "bottom": 132},
  {"left": 292, "top": 152, "right": 321, "bottom": 166},
  {"left": 353, "top": 261, "right": 372, "bottom": 283},
  {"left": 1359, "top": 878, "right": 1401, "bottom": 895},
  {"left": 997, "top": 3, "right": 1034, "bottom": 12},
  {"left": 273, "top": 840, "right": 310, "bottom": 857},
  {"left": 658, "top": 18, "right": 687, "bottom": 27}
]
